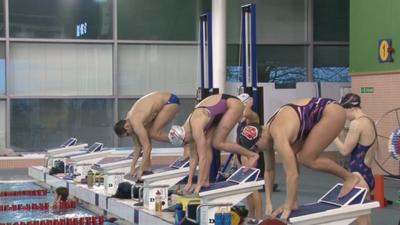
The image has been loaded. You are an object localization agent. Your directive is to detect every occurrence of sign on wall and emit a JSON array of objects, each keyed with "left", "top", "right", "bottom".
[
  {"left": 361, "top": 87, "right": 374, "bottom": 94},
  {"left": 378, "top": 39, "right": 394, "bottom": 63}
]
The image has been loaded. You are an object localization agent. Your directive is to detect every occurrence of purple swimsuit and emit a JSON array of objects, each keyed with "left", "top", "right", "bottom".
[
  {"left": 268, "top": 97, "right": 337, "bottom": 142},
  {"left": 195, "top": 94, "right": 238, "bottom": 130}
]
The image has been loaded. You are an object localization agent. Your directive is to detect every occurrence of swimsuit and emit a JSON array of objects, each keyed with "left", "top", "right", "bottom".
[
  {"left": 349, "top": 116, "right": 377, "bottom": 190},
  {"left": 268, "top": 97, "right": 337, "bottom": 142},
  {"left": 195, "top": 94, "right": 238, "bottom": 131},
  {"left": 166, "top": 93, "right": 180, "bottom": 105}
]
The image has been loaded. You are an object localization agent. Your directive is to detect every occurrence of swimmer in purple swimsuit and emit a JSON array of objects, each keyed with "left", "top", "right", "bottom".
[
  {"left": 168, "top": 94, "right": 260, "bottom": 194},
  {"left": 237, "top": 97, "right": 360, "bottom": 221},
  {"left": 113, "top": 91, "right": 180, "bottom": 178},
  {"left": 334, "top": 93, "right": 377, "bottom": 225}
]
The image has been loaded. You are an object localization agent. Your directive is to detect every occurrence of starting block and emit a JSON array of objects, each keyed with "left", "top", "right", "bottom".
[
  {"left": 198, "top": 166, "right": 264, "bottom": 225},
  {"left": 91, "top": 152, "right": 135, "bottom": 174},
  {"left": 287, "top": 183, "right": 379, "bottom": 225},
  {"left": 124, "top": 157, "right": 190, "bottom": 210},
  {"left": 48, "top": 142, "right": 102, "bottom": 170},
  {"left": 62, "top": 143, "right": 117, "bottom": 180},
  {"left": 91, "top": 152, "right": 138, "bottom": 195},
  {"left": 46, "top": 137, "right": 88, "bottom": 168}
]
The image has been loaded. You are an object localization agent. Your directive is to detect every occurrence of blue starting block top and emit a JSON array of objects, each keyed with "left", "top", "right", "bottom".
[
  {"left": 288, "top": 202, "right": 338, "bottom": 218},
  {"left": 319, "top": 183, "right": 366, "bottom": 206},
  {"left": 123, "top": 157, "right": 189, "bottom": 182},
  {"left": 200, "top": 167, "right": 260, "bottom": 192},
  {"left": 151, "top": 157, "right": 189, "bottom": 173},
  {"left": 60, "top": 137, "right": 77, "bottom": 147},
  {"left": 170, "top": 157, "right": 190, "bottom": 169},
  {"left": 87, "top": 142, "right": 104, "bottom": 153},
  {"left": 66, "top": 142, "right": 104, "bottom": 157},
  {"left": 288, "top": 183, "right": 367, "bottom": 219}
]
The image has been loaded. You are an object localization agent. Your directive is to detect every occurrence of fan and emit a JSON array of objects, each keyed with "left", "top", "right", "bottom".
[{"left": 375, "top": 107, "right": 400, "bottom": 177}]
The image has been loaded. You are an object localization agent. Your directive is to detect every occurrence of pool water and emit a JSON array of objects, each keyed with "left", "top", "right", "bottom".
[
  {"left": 0, "top": 182, "right": 43, "bottom": 192},
  {"left": 0, "top": 182, "right": 97, "bottom": 223}
]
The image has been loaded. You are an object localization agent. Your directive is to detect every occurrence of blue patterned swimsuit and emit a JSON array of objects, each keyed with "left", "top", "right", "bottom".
[{"left": 348, "top": 116, "right": 377, "bottom": 190}]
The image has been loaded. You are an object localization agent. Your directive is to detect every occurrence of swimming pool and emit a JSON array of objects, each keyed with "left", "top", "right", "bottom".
[{"left": 0, "top": 181, "right": 99, "bottom": 223}]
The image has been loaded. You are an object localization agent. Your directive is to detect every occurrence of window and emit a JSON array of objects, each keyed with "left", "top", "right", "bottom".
[
  {"left": 313, "top": 46, "right": 350, "bottom": 82},
  {"left": 0, "top": 0, "right": 4, "bottom": 37},
  {"left": 314, "top": 0, "right": 349, "bottom": 42},
  {"left": 117, "top": 44, "right": 198, "bottom": 96},
  {"left": 0, "top": 101, "right": 5, "bottom": 148},
  {"left": 9, "top": 43, "right": 112, "bottom": 96},
  {"left": 0, "top": 42, "right": 5, "bottom": 95},
  {"left": 227, "top": 0, "right": 308, "bottom": 44},
  {"left": 9, "top": 0, "right": 112, "bottom": 39},
  {"left": 227, "top": 44, "right": 307, "bottom": 87},
  {"left": 11, "top": 99, "right": 114, "bottom": 151},
  {"left": 118, "top": 0, "right": 210, "bottom": 40}
]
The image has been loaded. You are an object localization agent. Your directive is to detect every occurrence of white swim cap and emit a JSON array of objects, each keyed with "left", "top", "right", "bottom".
[
  {"left": 168, "top": 125, "right": 186, "bottom": 146},
  {"left": 237, "top": 93, "right": 250, "bottom": 105}
]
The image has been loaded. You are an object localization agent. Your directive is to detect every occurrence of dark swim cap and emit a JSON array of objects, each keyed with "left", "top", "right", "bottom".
[
  {"left": 238, "top": 123, "right": 262, "bottom": 150},
  {"left": 340, "top": 93, "right": 361, "bottom": 108}
]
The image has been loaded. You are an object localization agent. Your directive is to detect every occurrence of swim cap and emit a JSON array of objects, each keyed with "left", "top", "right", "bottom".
[
  {"left": 340, "top": 93, "right": 361, "bottom": 108},
  {"left": 168, "top": 125, "right": 185, "bottom": 146},
  {"left": 237, "top": 93, "right": 250, "bottom": 105},
  {"left": 238, "top": 124, "right": 262, "bottom": 150}
]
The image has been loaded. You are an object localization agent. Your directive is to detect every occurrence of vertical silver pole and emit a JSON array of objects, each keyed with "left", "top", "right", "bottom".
[
  {"left": 212, "top": 0, "right": 226, "bottom": 93},
  {"left": 245, "top": 11, "right": 252, "bottom": 86},
  {"left": 112, "top": 0, "right": 118, "bottom": 147},
  {"left": 202, "top": 21, "right": 208, "bottom": 88}
]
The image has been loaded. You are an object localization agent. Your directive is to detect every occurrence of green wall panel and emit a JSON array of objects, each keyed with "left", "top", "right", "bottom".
[{"left": 350, "top": 0, "right": 400, "bottom": 74}]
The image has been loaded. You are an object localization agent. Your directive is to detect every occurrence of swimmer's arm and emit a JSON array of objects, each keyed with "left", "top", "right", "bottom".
[
  {"left": 186, "top": 142, "right": 198, "bottom": 186},
  {"left": 274, "top": 136, "right": 298, "bottom": 211},
  {"left": 130, "top": 134, "right": 142, "bottom": 171},
  {"left": 243, "top": 97, "right": 260, "bottom": 124},
  {"left": 132, "top": 122, "right": 152, "bottom": 172},
  {"left": 264, "top": 144, "right": 275, "bottom": 214},
  {"left": 334, "top": 121, "right": 361, "bottom": 156}
]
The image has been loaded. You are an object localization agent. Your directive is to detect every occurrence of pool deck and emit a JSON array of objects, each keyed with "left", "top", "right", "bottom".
[{"left": 28, "top": 166, "right": 174, "bottom": 225}]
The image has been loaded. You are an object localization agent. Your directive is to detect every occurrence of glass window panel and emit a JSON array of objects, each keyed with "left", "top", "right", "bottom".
[
  {"left": 118, "top": 44, "right": 199, "bottom": 96},
  {"left": 11, "top": 99, "right": 114, "bottom": 151},
  {"left": 9, "top": 43, "right": 112, "bottom": 96},
  {"left": 227, "top": 44, "right": 307, "bottom": 87},
  {"left": 313, "top": 46, "right": 350, "bottom": 82},
  {"left": 9, "top": 0, "right": 112, "bottom": 39},
  {"left": 0, "top": 1, "right": 4, "bottom": 37},
  {"left": 0, "top": 101, "right": 5, "bottom": 148},
  {"left": 314, "top": 0, "right": 349, "bottom": 41},
  {"left": 118, "top": 0, "right": 210, "bottom": 40},
  {"left": 227, "top": 0, "right": 307, "bottom": 44},
  {"left": 117, "top": 98, "right": 196, "bottom": 148},
  {"left": 0, "top": 42, "right": 5, "bottom": 95}
]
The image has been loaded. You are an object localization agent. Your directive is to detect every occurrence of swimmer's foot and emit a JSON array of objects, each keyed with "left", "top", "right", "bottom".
[{"left": 339, "top": 173, "right": 360, "bottom": 197}]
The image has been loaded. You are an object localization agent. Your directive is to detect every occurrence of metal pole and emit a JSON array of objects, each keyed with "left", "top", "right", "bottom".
[{"left": 212, "top": 0, "right": 226, "bottom": 93}]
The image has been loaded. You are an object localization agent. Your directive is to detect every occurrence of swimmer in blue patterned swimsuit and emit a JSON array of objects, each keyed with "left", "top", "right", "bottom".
[
  {"left": 334, "top": 93, "right": 377, "bottom": 225},
  {"left": 237, "top": 97, "right": 360, "bottom": 221},
  {"left": 113, "top": 91, "right": 180, "bottom": 178},
  {"left": 168, "top": 94, "right": 260, "bottom": 194}
]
